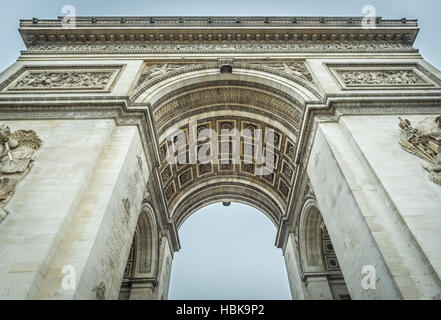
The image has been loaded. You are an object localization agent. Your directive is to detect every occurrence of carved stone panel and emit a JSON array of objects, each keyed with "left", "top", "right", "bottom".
[
  {"left": 0, "top": 65, "right": 123, "bottom": 93},
  {"left": 328, "top": 63, "right": 439, "bottom": 90}
]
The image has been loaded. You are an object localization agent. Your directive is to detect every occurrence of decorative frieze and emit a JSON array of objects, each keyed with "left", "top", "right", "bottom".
[
  {"left": 399, "top": 115, "right": 441, "bottom": 186},
  {"left": 0, "top": 65, "right": 123, "bottom": 93},
  {"left": 22, "top": 41, "right": 416, "bottom": 55},
  {"left": 0, "top": 124, "right": 42, "bottom": 224}
]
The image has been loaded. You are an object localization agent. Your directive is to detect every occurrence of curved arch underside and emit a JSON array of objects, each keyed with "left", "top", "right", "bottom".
[
  {"left": 302, "top": 204, "right": 324, "bottom": 269},
  {"left": 172, "top": 182, "right": 283, "bottom": 229},
  {"left": 158, "top": 114, "right": 296, "bottom": 223},
  {"left": 147, "top": 69, "right": 318, "bottom": 227},
  {"left": 152, "top": 80, "right": 304, "bottom": 138}
]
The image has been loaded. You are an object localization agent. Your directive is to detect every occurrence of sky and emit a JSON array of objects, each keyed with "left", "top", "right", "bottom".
[
  {"left": 1, "top": 0, "right": 439, "bottom": 299},
  {"left": 168, "top": 203, "right": 292, "bottom": 300}
]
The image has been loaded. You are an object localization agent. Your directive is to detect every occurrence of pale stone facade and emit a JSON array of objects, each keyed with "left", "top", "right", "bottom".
[{"left": 0, "top": 16, "right": 440, "bottom": 300}]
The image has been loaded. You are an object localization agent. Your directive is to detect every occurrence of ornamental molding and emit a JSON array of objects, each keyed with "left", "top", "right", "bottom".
[
  {"left": 0, "top": 65, "right": 124, "bottom": 93},
  {"left": 327, "top": 63, "right": 441, "bottom": 90},
  {"left": 0, "top": 124, "right": 42, "bottom": 224},
  {"left": 399, "top": 116, "right": 441, "bottom": 186}
]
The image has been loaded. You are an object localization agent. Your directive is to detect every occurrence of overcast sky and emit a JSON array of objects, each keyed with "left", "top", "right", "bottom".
[{"left": 2, "top": 0, "right": 438, "bottom": 299}]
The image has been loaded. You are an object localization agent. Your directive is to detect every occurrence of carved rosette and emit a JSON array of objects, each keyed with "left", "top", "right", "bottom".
[
  {"left": 399, "top": 116, "right": 441, "bottom": 186},
  {"left": 0, "top": 124, "right": 42, "bottom": 223}
]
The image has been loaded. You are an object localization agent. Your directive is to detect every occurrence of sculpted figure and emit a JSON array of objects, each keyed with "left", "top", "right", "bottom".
[
  {"left": 425, "top": 146, "right": 441, "bottom": 185},
  {"left": 14, "top": 71, "right": 114, "bottom": 89},
  {"left": 0, "top": 124, "right": 42, "bottom": 223},
  {"left": 399, "top": 116, "right": 441, "bottom": 186}
]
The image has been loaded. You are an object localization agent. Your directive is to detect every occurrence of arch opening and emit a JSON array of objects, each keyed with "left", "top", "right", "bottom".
[
  {"left": 118, "top": 204, "right": 160, "bottom": 300},
  {"left": 168, "top": 202, "right": 292, "bottom": 300},
  {"left": 139, "top": 64, "right": 322, "bottom": 230},
  {"left": 297, "top": 199, "right": 351, "bottom": 300},
  {"left": 120, "top": 66, "right": 329, "bottom": 300}
]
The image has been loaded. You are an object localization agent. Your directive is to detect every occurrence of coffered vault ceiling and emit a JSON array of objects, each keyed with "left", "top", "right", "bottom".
[
  {"left": 158, "top": 116, "right": 297, "bottom": 228},
  {"left": 132, "top": 60, "right": 323, "bottom": 228}
]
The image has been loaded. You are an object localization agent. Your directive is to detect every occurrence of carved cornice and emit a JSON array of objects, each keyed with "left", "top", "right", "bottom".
[{"left": 19, "top": 16, "right": 419, "bottom": 49}]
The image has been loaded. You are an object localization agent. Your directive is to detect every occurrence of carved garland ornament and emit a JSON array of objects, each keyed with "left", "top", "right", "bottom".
[
  {"left": 399, "top": 115, "right": 441, "bottom": 186},
  {"left": 0, "top": 124, "right": 42, "bottom": 223}
]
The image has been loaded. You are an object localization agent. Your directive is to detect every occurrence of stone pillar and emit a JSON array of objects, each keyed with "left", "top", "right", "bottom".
[
  {"left": 156, "top": 236, "right": 174, "bottom": 300},
  {"left": 307, "top": 118, "right": 441, "bottom": 299},
  {"left": 283, "top": 233, "right": 307, "bottom": 300},
  {"left": 0, "top": 120, "right": 149, "bottom": 299},
  {"left": 129, "top": 281, "right": 156, "bottom": 300},
  {"left": 304, "top": 276, "right": 333, "bottom": 300}
]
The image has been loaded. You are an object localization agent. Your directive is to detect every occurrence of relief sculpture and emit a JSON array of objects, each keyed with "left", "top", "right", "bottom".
[
  {"left": 12, "top": 71, "right": 115, "bottom": 90},
  {"left": 339, "top": 70, "right": 425, "bottom": 86},
  {"left": 399, "top": 115, "right": 441, "bottom": 186},
  {"left": 0, "top": 124, "right": 42, "bottom": 223}
]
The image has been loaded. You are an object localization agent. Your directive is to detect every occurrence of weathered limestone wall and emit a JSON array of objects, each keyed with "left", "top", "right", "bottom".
[
  {"left": 283, "top": 233, "right": 306, "bottom": 300},
  {"left": 0, "top": 120, "right": 149, "bottom": 300},
  {"left": 307, "top": 115, "right": 441, "bottom": 299},
  {"left": 155, "top": 236, "right": 174, "bottom": 300}
]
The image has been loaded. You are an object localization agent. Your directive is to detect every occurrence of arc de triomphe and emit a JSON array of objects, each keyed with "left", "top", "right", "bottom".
[{"left": 0, "top": 16, "right": 440, "bottom": 300}]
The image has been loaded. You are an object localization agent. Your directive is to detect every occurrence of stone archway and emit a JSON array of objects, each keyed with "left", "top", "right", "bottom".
[
  {"left": 117, "top": 62, "right": 328, "bottom": 299},
  {"left": 2, "top": 15, "right": 441, "bottom": 301},
  {"left": 133, "top": 62, "right": 322, "bottom": 230},
  {"left": 118, "top": 202, "right": 160, "bottom": 300},
  {"left": 297, "top": 197, "right": 351, "bottom": 300}
]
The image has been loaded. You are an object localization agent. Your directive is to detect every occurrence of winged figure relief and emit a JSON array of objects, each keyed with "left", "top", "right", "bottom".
[
  {"left": 0, "top": 124, "right": 42, "bottom": 223},
  {"left": 399, "top": 116, "right": 441, "bottom": 186}
]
